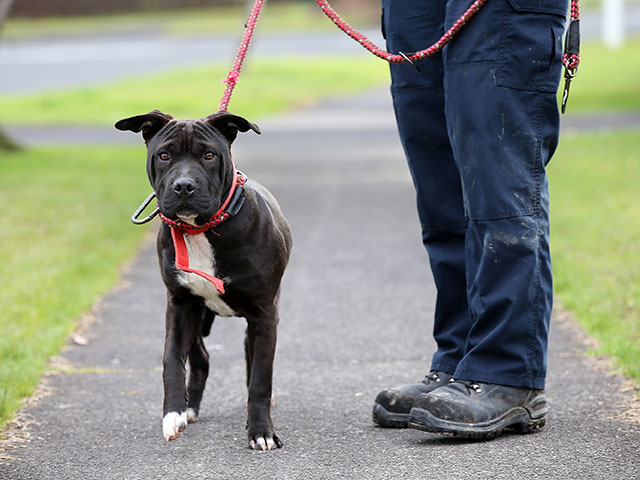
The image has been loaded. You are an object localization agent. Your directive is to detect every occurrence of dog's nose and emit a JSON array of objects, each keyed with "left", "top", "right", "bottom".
[{"left": 172, "top": 178, "right": 197, "bottom": 197}]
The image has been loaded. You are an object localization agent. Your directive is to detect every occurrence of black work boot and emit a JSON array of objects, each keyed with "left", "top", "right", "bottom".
[
  {"left": 408, "top": 379, "right": 548, "bottom": 439},
  {"left": 372, "top": 371, "right": 453, "bottom": 428}
]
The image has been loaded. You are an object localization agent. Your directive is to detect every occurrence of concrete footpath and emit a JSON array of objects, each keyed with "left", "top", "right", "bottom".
[{"left": 1, "top": 90, "right": 639, "bottom": 479}]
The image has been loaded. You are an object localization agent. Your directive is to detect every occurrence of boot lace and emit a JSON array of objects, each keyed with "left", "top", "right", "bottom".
[{"left": 450, "top": 379, "right": 483, "bottom": 394}]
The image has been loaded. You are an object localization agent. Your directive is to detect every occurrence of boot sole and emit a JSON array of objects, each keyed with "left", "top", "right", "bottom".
[
  {"left": 407, "top": 406, "right": 547, "bottom": 439},
  {"left": 372, "top": 403, "right": 411, "bottom": 428}
]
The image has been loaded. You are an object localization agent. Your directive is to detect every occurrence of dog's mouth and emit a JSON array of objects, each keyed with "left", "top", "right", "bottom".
[
  {"left": 157, "top": 180, "right": 228, "bottom": 226},
  {"left": 176, "top": 211, "right": 199, "bottom": 225},
  {"left": 159, "top": 197, "right": 213, "bottom": 224}
]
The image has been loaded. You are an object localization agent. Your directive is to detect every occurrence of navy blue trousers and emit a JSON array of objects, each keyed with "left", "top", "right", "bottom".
[{"left": 382, "top": 0, "right": 567, "bottom": 389}]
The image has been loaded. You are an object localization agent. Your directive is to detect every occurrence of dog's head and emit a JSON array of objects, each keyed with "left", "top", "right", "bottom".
[{"left": 115, "top": 110, "right": 260, "bottom": 224}]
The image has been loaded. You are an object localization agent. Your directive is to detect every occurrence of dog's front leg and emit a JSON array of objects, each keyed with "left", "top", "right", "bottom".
[
  {"left": 162, "top": 296, "right": 202, "bottom": 441},
  {"left": 246, "top": 313, "right": 282, "bottom": 450}
]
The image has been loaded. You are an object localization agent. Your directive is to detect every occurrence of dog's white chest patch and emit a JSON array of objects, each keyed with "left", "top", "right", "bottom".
[{"left": 176, "top": 233, "right": 236, "bottom": 317}]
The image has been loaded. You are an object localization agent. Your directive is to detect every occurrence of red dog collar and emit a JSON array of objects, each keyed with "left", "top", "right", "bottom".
[
  {"left": 160, "top": 169, "right": 247, "bottom": 294},
  {"left": 159, "top": 169, "right": 247, "bottom": 234}
]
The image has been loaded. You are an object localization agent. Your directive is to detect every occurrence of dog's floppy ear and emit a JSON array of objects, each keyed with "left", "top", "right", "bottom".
[
  {"left": 115, "top": 110, "right": 174, "bottom": 143},
  {"left": 203, "top": 111, "right": 261, "bottom": 144}
]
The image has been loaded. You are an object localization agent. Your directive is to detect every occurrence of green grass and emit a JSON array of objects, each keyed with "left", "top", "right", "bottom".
[
  {"left": 560, "top": 38, "right": 640, "bottom": 112},
  {"left": 0, "top": 146, "right": 149, "bottom": 429},
  {"left": 3, "top": 3, "right": 374, "bottom": 39},
  {"left": 0, "top": 37, "right": 638, "bottom": 127},
  {"left": 579, "top": 0, "right": 640, "bottom": 12},
  {"left": 0, "top": 56, "right": 388, "bottom": 126},
  {"left": 550, "top": 130, "right": 640, "bottom": 380}
]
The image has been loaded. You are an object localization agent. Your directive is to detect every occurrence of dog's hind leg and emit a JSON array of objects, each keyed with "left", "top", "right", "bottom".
[
  {"left": 245, "top": 311, "right": 282, "bottom": 450},
  {"left": 245, "top": 290, "right": 281, "bottom": 388},
  {"left": 187, "top": 332, "right": 210, "bottom": 424}
]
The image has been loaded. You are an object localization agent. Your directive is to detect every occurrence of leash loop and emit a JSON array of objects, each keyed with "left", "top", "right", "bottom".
[
  {"left": 131, "top": 192, "right": 160, "bottom": 225},
  {"left": 561, "top": 0, "right": 581, "bottom": 113}
]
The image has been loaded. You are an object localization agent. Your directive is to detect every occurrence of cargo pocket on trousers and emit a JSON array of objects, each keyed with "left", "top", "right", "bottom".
[{"left": 496, "top": 0, "right": 567, "bottom": 93}]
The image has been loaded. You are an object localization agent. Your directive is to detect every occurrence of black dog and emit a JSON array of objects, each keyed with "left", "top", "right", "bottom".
[{"left": 115, "top": 110, "right": 292, "bottom": 450}]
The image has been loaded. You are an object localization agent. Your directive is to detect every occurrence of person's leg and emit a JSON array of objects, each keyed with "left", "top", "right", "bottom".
[
  {"left": 409, "top": 0, "right": 567, "bottom": 437},
  {"left": 383, "top": 0, "right": 471, "bottom": 375},
  {"left": 373, "top": 0, "right": 470, "bottom": 427},
  {"left": 444, "top": 0, "right": 564, "bottom": 390}
]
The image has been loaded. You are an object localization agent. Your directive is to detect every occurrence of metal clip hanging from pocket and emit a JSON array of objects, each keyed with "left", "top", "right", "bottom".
[{"left": 561, "top": 18, "right": 580, "bottom": 114}]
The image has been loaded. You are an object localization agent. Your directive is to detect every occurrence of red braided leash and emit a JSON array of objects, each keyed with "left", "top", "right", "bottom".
[
  {"left": 217, "top": 0, "right": 487, "bottom": 110},
  {"left": 316, "top": 0, "right": 580, "bottom": 112},
  {"left": 218, "top": 0, "right": 266, "bottom": 111},
  {"left": 561, "top": 0, "right": 581, "bottom": 112},
  {"left": 218, "top": 0, "right": 580, "bottom": 112},
  {"left": 315, "top": 0, "right": 488, "bottom": 64},
  {"left": 562, "top": 0, "right": 581, "bottom": 72}
]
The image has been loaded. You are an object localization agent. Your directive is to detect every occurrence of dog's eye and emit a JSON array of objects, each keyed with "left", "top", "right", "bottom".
[
  {"left": 203, "top": 152, "right": 216, "bottom": 161},
  {"left": 158, "top": 152, "right": 171, "bottom": 161}
]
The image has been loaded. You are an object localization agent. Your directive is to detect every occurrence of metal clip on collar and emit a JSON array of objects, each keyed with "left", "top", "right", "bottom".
[{"left": 131, "top": 192, "right": 160, "bottom": 225}]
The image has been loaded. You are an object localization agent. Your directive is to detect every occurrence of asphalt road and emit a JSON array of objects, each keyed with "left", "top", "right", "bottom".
[
  {"left": 1, "top": 89, "right": 638, "bottom": 479},
  {"left": 0, "top": 29, "right": 385, "bottom": 94}
]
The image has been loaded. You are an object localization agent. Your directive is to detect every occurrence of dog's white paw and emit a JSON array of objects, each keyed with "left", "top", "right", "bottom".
[
  {"left": 249, "top": 434, "right": 282, "bottom": 451},
  {"left": 186, "top": 407, "right": 198, "bottom": 424},
  {"left": 163, "top": 411, "right": 188, "bottom": 441}
]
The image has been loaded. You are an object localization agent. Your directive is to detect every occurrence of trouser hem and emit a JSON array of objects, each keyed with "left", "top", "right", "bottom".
[
  {"left": 430, "top": 361, "right": 458, "bottom": 376},
  {"left": 453, "top": 366, "right": 546, "bottom": 390}
]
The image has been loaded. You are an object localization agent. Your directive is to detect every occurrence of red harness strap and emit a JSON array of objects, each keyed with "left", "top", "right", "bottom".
[
  {"left": 170, "top": 226, "right": 227, "bottom": 294},
  {"left": 161, "top": 170, "right": 247, "bottom": 294}
]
